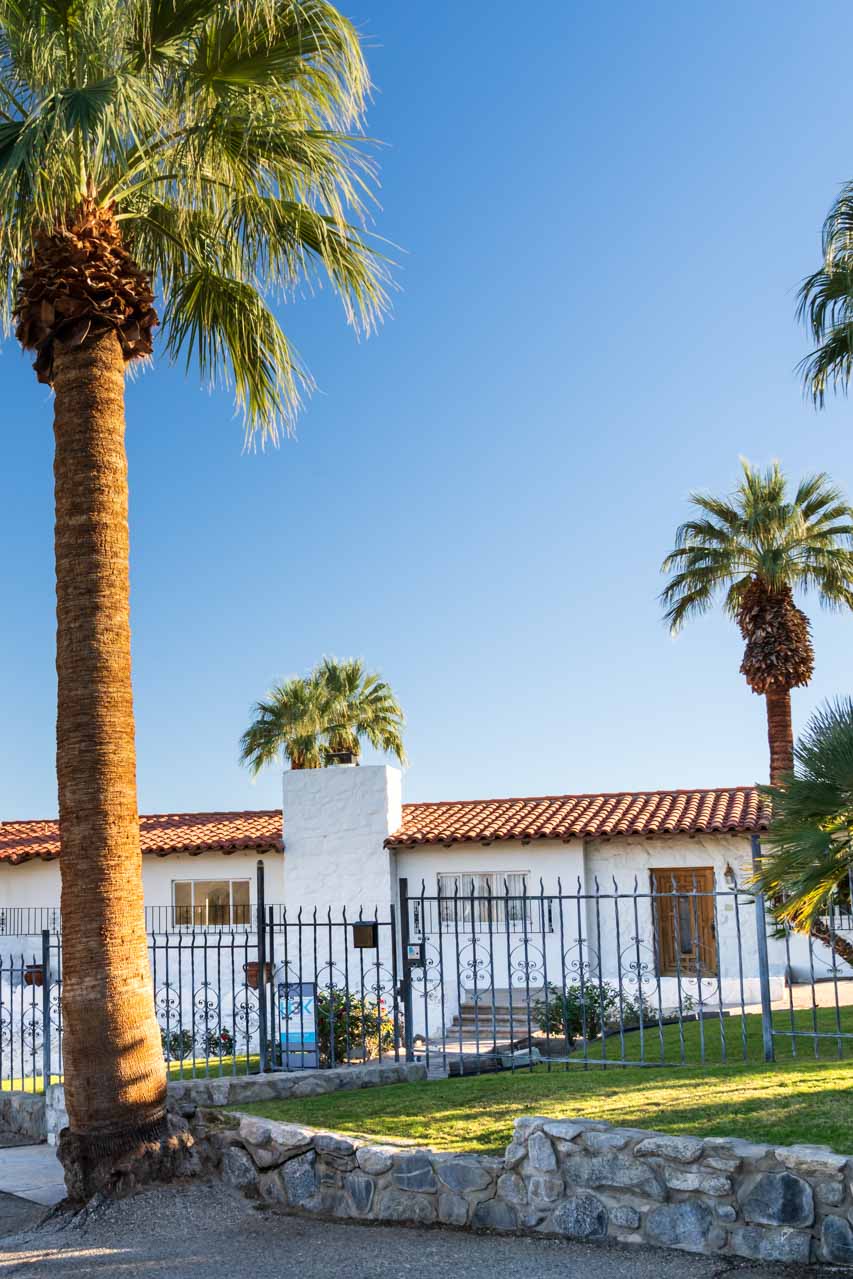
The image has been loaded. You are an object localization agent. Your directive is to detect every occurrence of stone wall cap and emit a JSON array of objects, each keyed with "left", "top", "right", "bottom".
[{"left": 774, "top": 1145, "right": 848, "bottom": 1174}]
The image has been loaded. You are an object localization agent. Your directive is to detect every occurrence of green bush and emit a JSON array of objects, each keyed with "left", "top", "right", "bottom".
[
  {"left": 161, "top": 1027, "right": 194, "bottom": 1061},
  {"left": 161, "top": 1024, "right": 235, "bottom": 1061},
  {"left": 315, "top": 986, "right": 397, "bottom": 1065},
  {"left": 532, "top": 981, "right": 658, "bottom": 1047}
]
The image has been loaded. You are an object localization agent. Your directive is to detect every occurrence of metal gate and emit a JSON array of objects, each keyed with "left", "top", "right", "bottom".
[{"left": 399, "top": 857, "right": 853, "bottom": 1075}]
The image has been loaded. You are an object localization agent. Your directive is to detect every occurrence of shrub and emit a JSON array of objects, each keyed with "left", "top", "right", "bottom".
[
  {"left": 161, "top": 1027, "right": 194, "bottom": 1061},
  {"left": 533, "top": 981, "right": 694, "bottom": 1047},
  {"left": 161, "top": 1024, "right": 235, "bottom": 1061},
  {"left": 533, "top": 981, "right": 620, "bottom": 1046},
  {"left": 315, "top": 986, "right": 396, "bottom": 1065}
]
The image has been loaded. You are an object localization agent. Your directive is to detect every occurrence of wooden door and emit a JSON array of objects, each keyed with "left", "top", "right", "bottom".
[{"left": 651, "top": 868, "right": 718, "bottom": 977}]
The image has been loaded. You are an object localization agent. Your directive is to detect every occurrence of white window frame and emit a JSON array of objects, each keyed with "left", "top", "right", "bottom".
[
  {"left": 435, "top": 871, "right": 532, "bottom": 932},
  {"left": 171, "top": 879, "right": 252, "bottom": 928}
]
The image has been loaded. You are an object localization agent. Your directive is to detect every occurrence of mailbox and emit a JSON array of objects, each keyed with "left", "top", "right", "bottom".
[{"left": 352, "top": 921, "right": 379, "bottom": 949}]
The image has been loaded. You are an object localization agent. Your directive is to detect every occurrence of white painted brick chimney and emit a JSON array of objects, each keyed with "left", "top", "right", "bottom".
[{"left": 282, "top": 764, "right": 401, "bottom": 913}]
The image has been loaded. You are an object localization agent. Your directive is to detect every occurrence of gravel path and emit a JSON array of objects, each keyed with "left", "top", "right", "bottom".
[{"left": 0, "top": 1181, "right": 838, "bottom": 1279}]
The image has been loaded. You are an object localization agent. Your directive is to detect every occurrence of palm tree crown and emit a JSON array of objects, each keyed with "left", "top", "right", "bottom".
[
  {"left": 661, "top": 461, "right": 853, "bottom": 638},
  {"left": 798, "top": 182, "right": 853, "bottom": 404},
  {"left": 751, "top": 698, "right": 853, "bottom": 971},
  {"left": 1, "top": 0, "right": 390, "bottom": 437},
  {"left": 661, "top": 460, "right": 853, "bottom": 782},
  {"left": 754, "top": 698, "right": 853, "bottom": 932},
  {"left": 241, "top": 656, "right": 406, "bottom": 774}
]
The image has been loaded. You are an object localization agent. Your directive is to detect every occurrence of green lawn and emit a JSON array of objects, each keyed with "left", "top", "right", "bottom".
[
  {"left": 0, "top": 1054, "right": 261, "bottom": 1094},
  {"left": 234, "top": 1008, "right": 853, "bottom": 1155},
  {"left": 570, "top": 1002, "right": 853, "bottom": 1065}
]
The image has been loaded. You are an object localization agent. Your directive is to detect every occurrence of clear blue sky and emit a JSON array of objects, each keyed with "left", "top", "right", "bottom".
[{"left": 3, "top": 1, "right": 853, "bottom": 821}]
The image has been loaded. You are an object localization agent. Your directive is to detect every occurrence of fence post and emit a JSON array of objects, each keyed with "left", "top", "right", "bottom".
[
  {"left": 398, "top": 878, "right": 415, "bottom": 1062},
  {"left": 256, "top": 860, "right": 268, "bottom": 1074},
  {"left": 751, "top": 834, "right": 775, "bottom": 1063},
  {"left": 41, "top": 930, "right": 52, "bottom": 1088}
]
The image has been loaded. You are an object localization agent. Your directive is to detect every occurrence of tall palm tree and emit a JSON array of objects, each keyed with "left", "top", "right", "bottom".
[
  {"left": 0, "top": 0, "right": 389, "bottom": 1197},
  {"left": 660, "top": 461, "right": 853, "bottom": 784},
  {"left": 799, "top": 182, "right": 853, "bottom": 402},
  {"left": 241, "top": 656, "right": 406, "bottom": 773},
  {"left": 752, "top": 698, "right": 853, "bottom": 969}
]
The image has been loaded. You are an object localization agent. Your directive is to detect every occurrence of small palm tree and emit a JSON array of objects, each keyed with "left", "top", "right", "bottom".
[
  {"left": 799, "top": 183, "right": 853, "bottom": 402},
  {"left": 318, "top": 655, "right": 406, "bottom": 763},
  {"left": 241, "top": 656, "right": 406, "bottom": 773},
  {"left": 752, "top": 698, "right": 853, "bottom": 968},
  {"left": 660, "top": 461, "right": 853, "bottom": 783},
  {"left": 0, "top": 0, "right": 389, "bottom": 1195},
  {"left": 240, "top": 673, "right": 327, "bottom": 772}
]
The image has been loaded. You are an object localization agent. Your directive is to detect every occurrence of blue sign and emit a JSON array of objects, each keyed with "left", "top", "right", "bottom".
[{"left": 279, "top": 982, "right": 318, "bottom": 1068}]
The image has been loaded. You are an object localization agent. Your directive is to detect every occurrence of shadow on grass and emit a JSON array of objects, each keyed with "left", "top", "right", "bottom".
[{"left": 235, "top": 1055, "right": 853, "bottom": 1155}]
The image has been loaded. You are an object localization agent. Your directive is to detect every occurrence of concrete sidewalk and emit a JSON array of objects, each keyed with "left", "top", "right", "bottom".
[
  {"left": 0, "top": 1143, "right": 65, "bottom": 1208},
  {"left": 0, "top": 1182, "right": 839, "bottom": 1279}
]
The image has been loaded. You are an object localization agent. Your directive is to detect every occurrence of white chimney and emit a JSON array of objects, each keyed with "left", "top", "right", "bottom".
[{"left": 282, "top": 764, "right": 402, "bottom": 914}]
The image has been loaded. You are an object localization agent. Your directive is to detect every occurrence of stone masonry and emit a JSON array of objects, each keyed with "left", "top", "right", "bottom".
[
  {"left": 43, "top": 1062, "right": 426, "bottom": 1145},
  {"left": 187, "top": 1109, "right": 853, "bottom": 1268}
]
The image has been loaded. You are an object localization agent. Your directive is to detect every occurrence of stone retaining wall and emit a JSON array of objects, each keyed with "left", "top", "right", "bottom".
[
  {"left": 191, "top": 1110, "right": 853, "bottom": 1268},
  {"left": 0, "top": 1091, "right": 45, "bottom": 1141},
  {"left": 44, "top": 1061, "right": 425, "bottom": 1145}
]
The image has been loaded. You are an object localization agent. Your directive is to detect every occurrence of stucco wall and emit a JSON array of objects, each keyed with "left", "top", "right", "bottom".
[
  {"left": 282, "top": 764, "right": 401, "bottom": 915},
  {"left": 395, "top": 833, "right": 787, "bottom": 1015},
  {"left": 0, "top": 849, "right": 278, "bottom": 911}
]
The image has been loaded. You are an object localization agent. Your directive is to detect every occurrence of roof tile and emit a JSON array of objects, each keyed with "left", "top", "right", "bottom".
[
  {"left": 0, "top": 810, "right": 283, "bottom": 865},
  {"left": 386, "top": 787, "right": 768, "bottom": 847},
  {"left": 0, "top": 787, "right": 769, "bottom": 865}
]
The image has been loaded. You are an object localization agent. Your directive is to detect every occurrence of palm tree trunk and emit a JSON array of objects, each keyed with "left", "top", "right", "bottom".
[
  {"left": 52, "top": 330, "right": 167, "bottom": 1199},
  {"left": 811, "top": 918, "right": 853, "bottom": 970},
  {"left": 765, "top": 686, "right": 794, "bottom": 784}
]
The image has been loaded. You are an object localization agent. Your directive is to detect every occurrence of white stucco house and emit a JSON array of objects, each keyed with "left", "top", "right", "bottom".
[{"left": 0, "top": 767, "right": 847, "bottom": 1033}]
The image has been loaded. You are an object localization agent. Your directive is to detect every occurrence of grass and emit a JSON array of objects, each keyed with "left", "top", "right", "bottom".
[
  {"left": 235, "top": 1008, "right": 853, "bottom": 1155},
  {"left": 0, "top": 1054, "right": 261, "bottom": 1094},
  {"left": 569, "top": 1002, "right": 853, "bottom": 1065}
]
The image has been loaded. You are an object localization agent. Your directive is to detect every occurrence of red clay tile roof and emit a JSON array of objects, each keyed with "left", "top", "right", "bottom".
[
  {"left": 0, "top": 787, "right": 768, "bottom": 865},
  {"left": 0, "top": 810, "right": 283, "bottom": 866},
  {"left": 386, "top": 787, "right": 768, "bottom": 847}
]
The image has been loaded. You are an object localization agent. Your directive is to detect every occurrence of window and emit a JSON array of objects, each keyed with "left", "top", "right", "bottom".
[
  {"left": 436, "top": 872, "right": 533, "bottom": 932},
  {"left": 650, "top": 868, "right": 718, "bottom": 977},
  {"left": 172, "top": 880, "right": 251, "bottom": 927}
]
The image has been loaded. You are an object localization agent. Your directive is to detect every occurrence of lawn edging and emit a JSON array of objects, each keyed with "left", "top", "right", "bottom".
[{"left": 188, "top": 1107, "right": 853, "bottom": 1268}]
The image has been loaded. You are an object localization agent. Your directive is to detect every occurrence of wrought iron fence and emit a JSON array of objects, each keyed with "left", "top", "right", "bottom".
[
  {"left": 0, "top": 932, "right": 62, "bottom": 1092},
  {"left": 0, "top": 907, "right": 61, "bottom": 937},
  {"left": 2, "top": 844, "right": 853, "bottom": 1092},
  {"left": 0, "top": 903, "right": 288, "bottom": 935},
  {"left": 399, "top": 856, "right": 853, "bottom": 1075}
]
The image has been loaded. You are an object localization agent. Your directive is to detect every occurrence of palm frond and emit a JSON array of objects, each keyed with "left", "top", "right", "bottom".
[
  {"left": 241, "top": 656, "right": 406, "bottom": 773},
  {"left": 660, "top": 460, "right": 853, "bottom": 639},
  {"left": 753, "top": 698, "right": 853, "bottom": 929},
  {"left": 0, "top": 0, "right": 390, "bottom": 441},
  {"left": 163, "top": 264, "right": 311, "bottom": 444}
]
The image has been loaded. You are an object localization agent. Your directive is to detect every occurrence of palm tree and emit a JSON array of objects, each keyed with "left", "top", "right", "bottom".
[
  {"left": 752, "top": 698, "right": 853, "bottom": 969},
  {"left": 799, "top": 182, "right": 853, "bottom": 402},
  {"left": 240, "top": 673, "right": 328, "bottom": 772},
  {"left": 241, "top": 656, "right": 406, "bottom": 773},
  {"left": 317, "top": 656, "right": 406, "bottom": 763},
  {"left": 0, "top": 0, "right": 389, "bottom": 1197},
  {"left": 660, "top": 461, "right": 853, "bottom": 784}
]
